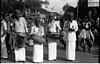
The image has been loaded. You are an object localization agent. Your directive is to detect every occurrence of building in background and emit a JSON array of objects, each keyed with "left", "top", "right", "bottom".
[
  {"left": 78, "top": 0, "right": 99, "bottom": 18},
  {"left": 88, "top": 0, "right": 99, "bottom": 7}
]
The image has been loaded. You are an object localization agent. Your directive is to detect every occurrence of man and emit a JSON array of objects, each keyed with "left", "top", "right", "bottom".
[
  {"left": 14, "top": 12, "right": 28, "bottom": 62},
  {"left": 63, "top": 12, "right": 78, "bottom": 61},
  {"left": 48, "top": 16, "right": 61, "bottom": 61},
  {"left": 5, "top": 15, "right": 13, "bottom": 54},
  {"left": 1, "top": 16, "right": 8, "bottom": 60},
  {"left": 30, "top": 20, "right": 44, "bottom": 63}
]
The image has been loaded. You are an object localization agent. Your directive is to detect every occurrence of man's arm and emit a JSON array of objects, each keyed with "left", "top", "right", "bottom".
[
  {"left": 23, "top": 18, "right": 28, "bottom": 33},
  {"left": 3, "top": 21, "right": 8, "bottom": 33},
  {"left": 30, "top": 26, "right": 35, "bottom": 34},
  {"left": 74, "top": 21, "right": 78, "bottom": 32},
  {"left": 56, "top": 21, "right": 61, "bottom": 30},
  {"left": 40, "top": 26, "right": 44, "bottom": 36}
]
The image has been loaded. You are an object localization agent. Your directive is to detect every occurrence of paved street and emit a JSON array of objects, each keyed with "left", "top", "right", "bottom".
[{"left": 1, "top": 44, "right": 99, "bottom": 63}]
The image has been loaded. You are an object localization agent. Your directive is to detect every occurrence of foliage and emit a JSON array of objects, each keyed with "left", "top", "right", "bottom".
[{"left": 1, "top": 0, "right": 49, "bottom": 14}]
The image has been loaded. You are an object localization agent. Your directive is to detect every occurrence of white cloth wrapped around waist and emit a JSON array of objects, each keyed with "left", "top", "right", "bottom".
[{"left": 68, "top": 32, "right": 76, "bottom": 41}]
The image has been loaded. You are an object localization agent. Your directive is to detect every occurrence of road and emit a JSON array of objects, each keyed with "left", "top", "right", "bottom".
[{"left": 1, "top": 44, "right": 99, "bottom": 63}]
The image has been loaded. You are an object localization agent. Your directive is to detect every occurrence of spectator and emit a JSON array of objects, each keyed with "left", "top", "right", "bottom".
[
  {"left": 1, "top": 16, "right": 8, "bottom": 60},
  {"left": 5, "top": 15, "right": 13, "bottom": 53}
]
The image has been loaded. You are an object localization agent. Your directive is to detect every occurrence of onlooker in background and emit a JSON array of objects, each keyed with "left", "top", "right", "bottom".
[
  {"left": 93, "top": 17, "right": 99, "bottom": 45},
  {"left": 88, "top": 10, "right": 95, "bottom": 31},
  {"left": 5, "top": 14, "right": 14, "bottom": 54},
  {"left": 96, "top": 17, "right": 99, "bottom": 30},
  {"left": 78, "top": 16, "right": 94, "bottom": 52},
  {"left": 1, "top": 16, "right": 8, "bottom": 60},
  {"left": 84, "top": 16, "right": 94, "bottom": 52}
]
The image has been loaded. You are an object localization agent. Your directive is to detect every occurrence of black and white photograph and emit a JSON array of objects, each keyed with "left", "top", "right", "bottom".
[{"left": 0, "top": 0, "right": 99, "bottom": 63}]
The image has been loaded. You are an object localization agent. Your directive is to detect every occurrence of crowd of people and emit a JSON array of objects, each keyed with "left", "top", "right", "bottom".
[
  {"left": 77, "top": 10, "right": 99, "bottom": 52},
  {"left": 1, "top": 7, "right": 99, "bottom": 63}
]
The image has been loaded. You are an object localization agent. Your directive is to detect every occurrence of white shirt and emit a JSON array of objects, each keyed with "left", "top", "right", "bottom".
[
  {"left": 69, "top": 20, "right": 78, "bottom": 32},
  {"left": 69, "top": 20, "right": 78, "bottom": 41},
  {"left": 1, "top": 20, "right": 7, "bottom": 39},
  {"left": 1, "top": 20, "right": 7, "bottom": 31},
  {"left": 49, "top": 20, "right": 61, "bottom": 33},
  {"left": 15, "top": 17, "right": 28, "bottom": 33},
  {"left": 30, "top": 26, "right": 44, "bottom": 36},
  {"left": 63, "top": 20, "right": 78, "bottom": 41}
]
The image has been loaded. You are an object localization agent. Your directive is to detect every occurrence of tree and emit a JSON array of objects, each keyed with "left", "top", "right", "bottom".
[
  {"left": 78, "top": 0, "right": 88, "bottom": 18},
  {"left": 24, "top": 0, "right": 49, "bottom": 10}
]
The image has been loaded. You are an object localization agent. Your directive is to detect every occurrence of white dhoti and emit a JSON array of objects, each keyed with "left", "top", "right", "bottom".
[
  {"left": 66, "top": 41, "right": 76, "bottom": 60},
  {"left": 64, "top": 20, "right": 78, "bottom": 61},
  {"left": 33, "top": 44, "right": 43, "bottom": 62},
  {"left": 15, "top": 47, "right": 26, "bottom": 61},
  {"left": 66, "top": 33, "right": 76, "bottom": 60},
  {"left": 48, "top": 42, "right": 57, "bottom": 60}
]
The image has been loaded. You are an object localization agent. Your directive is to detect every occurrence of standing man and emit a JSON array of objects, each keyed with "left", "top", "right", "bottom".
[
  {"left": 30, "top": 20, "right": 44, "bottom": 63},
  {"left": 5, "top": 15, "right": 13, "bottom": 53},
  {"left": 48, "top": 16, "right": 61, "bottom": 61},
  {"left": 1, "top": 16, "right": 8, "bottom": 60},
  {"left": 63, "top": 12, "right": 78, "bottom": 61},
  {"left": 14, "top": 11, "right": 28, "bottom": 62}
]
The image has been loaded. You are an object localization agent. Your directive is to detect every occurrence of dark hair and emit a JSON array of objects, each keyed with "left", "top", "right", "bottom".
[
  {"left": 35, "top": 19, "right": 40, "bottom": 27},
  {"left": 14, "top": 14, "right": 19, "bottom": 19},
  {"left": 35, "top": 22, "right": 39, "bottom": 27},
  {"left": 1, "top": 15, "right": 5, "bottom": 20}
]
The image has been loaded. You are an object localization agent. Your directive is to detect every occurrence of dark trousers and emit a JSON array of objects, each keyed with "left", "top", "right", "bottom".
[
  {"left": 6, "top": 33, "right": 14, "bottom": 53},
  {"left": 6, "top": 33, "right": 11, "bottom": 52},
  {"left": 14, "top": 34, "right": 25, "bottom": 49},
  {"left": 85, "top": 38, "right": 93, "bottom": 50}
]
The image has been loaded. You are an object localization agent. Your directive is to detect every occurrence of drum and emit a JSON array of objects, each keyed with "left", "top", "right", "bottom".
[{"left": 48, "top": 32, "right": 61, "bottom": 39}]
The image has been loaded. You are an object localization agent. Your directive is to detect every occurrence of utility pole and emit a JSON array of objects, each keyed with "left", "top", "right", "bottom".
[{"left": 77, "top": 0, "right": 79, "bottom": 20}]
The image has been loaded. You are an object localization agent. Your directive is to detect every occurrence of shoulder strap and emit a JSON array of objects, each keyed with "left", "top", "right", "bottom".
[
  {"left": 63, "top": 21, "right": 70, "bottom": 30},
  {"left": 49, "top": 21, "right": 55, "bottom": 28}
]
